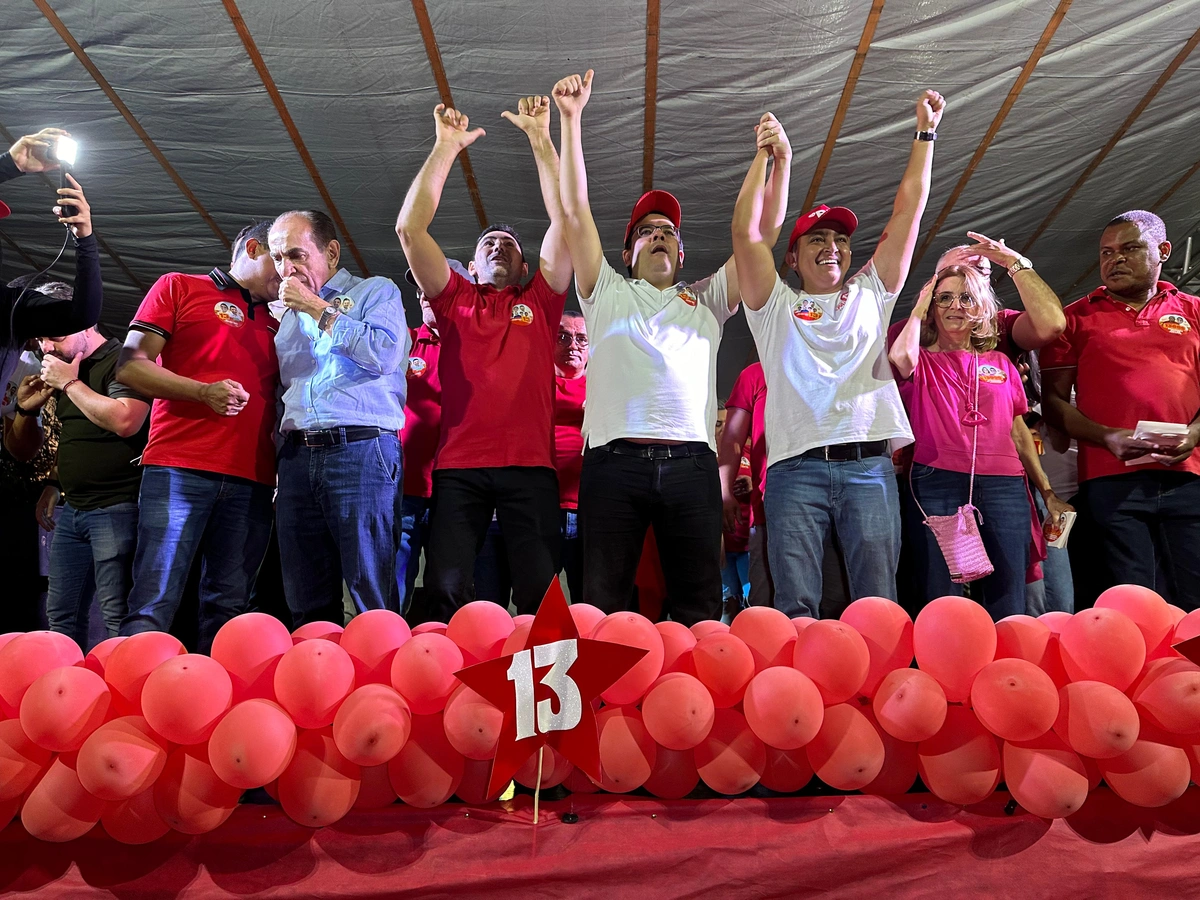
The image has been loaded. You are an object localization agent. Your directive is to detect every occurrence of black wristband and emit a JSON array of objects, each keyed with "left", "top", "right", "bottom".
[
  {"left": 15, "top": 402, "right": 39, "bottom": 417},
  {"left": 914, "top": 130, "right": 937, "bottom": 142}
]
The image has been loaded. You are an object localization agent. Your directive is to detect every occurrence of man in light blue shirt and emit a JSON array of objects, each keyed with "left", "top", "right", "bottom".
[{"left": 270, "top": 209, "right": 410, "bottom": 626}]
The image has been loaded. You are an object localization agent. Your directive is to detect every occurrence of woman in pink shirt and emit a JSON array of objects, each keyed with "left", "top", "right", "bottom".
[{"left": 889, "top": 265, "right": 1072, "bottom": 619}]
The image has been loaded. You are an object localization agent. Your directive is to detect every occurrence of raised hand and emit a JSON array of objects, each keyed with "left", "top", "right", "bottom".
[
  {"left": 278, "top": 275, "right": 325, "bottom": 320},
  {"left": 8, "top": 127, "right": 70, "bottom": 174},
  {"left": 53, "top": 174, "right": 92, "bottom": 239},
  {"left": 16, "top": 374, "right": 54, "bottom": 411},
  {"left": 916, "top": 90, "right": 946, "bottom": 132},
  {"left": 433, "top": 104, "right": 485, "bottom": 153},
  {"left": 552, "top": 70, "right": 594, "bottom": 119},
  {"left": 964, "top": 231, "right": 1021, "bottom": 270},
  {"left": 199, "top": 379, "right": 250, "bottom": 417},
  {"left": 912, "top": 274, "right": 937, "bottom": 317},
  {"left": 754, "top": 112, "right": 792, "bottom": 162},
  {"left": 501, "top": 95, "right": 552, "bottom": 140},
  {"left": 41, "top": 352, "right": 82, "bottom": 391}
]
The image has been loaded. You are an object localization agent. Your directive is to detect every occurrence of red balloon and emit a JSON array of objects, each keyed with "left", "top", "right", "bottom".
[
  {"left": 291, "top": 621, "right": 343, "bottom": 643},
  {"left": 211, "top": 612, "right": 294, "bottom": 703},
  {"left": 861, "top": 706, "right": 919, "bottom": 796},
  {"left": 103, "top": 632, "right": 186, "bottom": 716},
  {"left": 643, "top": 746, "right": 699, "bottom": 799},
  {"left": 692, "top": 632, "right": 755, "bottom": 708},
  {"left": 101, "top": 785, "right": 170, "bottom": 845},
  {"left": 656, "top": 621, "right": 697, "bottom": 676},
  {"left": 917, "top": 706, "right": 1001, "bottom": 806},
  {"left": 0, "top": 632, "right": 85, "bottom": 717},
  {"left": 388, "top": 713, "right": 464, "bottom": 807},
  {"left": 446, "top": 601, "right": 513, "bottom": 665},
  {"left": 792, "top": 616, "right": 816, "bottom": 637},
  {"left": 730, "top": 606, "right": 797, "bottom": 672},
  {"left": 872, "top": 668, "right": 947, "bottom": 743},
  {"left": 154, "top": 743, "right": 242, "bottom": 834},
  {"left": 913, "top": 596, "right": 997, "bottom": 703},
  {"left": 1038, "top": 611, "right": 1072, "bottom": 634},
  {"left": 760, "top": 746, "right": 814, "bottom": 792},
  {"left": 77, "top": 716, "right": 167, "bottom": 800},
  {"left": 83, "top": 636, "right": 126, "bottom": 679},
  {"left": 332, "top": 684, "right": 411, "bottom": 767},
  {"left": 390, "top": 633, "right": 463, "bottom": 715},
  {"left": 340, "top": 609, "right": 412, "bottom": 686},
  {"left": 1175, "top": 609, "right": 1200, "bottom": 646},
  {"left": 456, "top": 757, "right": 505, "bottom": 804},
  {"left": 1053, "top": 680, "right": 1139, "bottom": 759},
  {"left": 1003, "top": 731, "right": 1088, "bottom": 818},
  {"left": 839, "top": 597, "right": 914, "bottom": 696},
  {"left": 806, "top": 703, "right": 884, "bottom": 791},
  {"left": 793, "top": 620, "right": 870, "bottom": 705},
  {"left": 274, "top": 639, "right": 355, "bottom": 729},
  {"left": 995, "top": 615, "right": 1051, "bottom": 664},
  {"left": 1131, "top": 659, "right": 1200, "bottom": 735},
  {"left": 141, "top": 654, "right": 232, "bottom": 745},
  {"left": 562, "top": 765, "right": 600, "bottom": 793},
  {"left": 1098, "top": 737, "right": 1190, "bottom": 808},
  {"left": 277, "top": 727, "right": 361, "bottom": 827},
  {"left": 354, "top": 763, "right": 398, "bottom": 808},
  {"left": 443, "top": 683, "right": 503, "bottom": 760},
  {"left": 1059, "top": 608, "right": 1145, "bottom": 691},
  {"left": 695, "top": 707, "right": 765, "bottom": 795},
  {"left": 514, "top": 745, "right": 572, "bottom": 790},
  {"left": 592, "top": 613, "right": 664, "bottom": 706},
  {"left": 500, "top": 622, "right": 532, "bottom": 656},
  {"left": 569, "top": 603, "right": 606, "bottom": 638},
  {"left": 642, "top": 673, "right": 715, "bottom": 751},
  {"left": 690, "top": 620, "right": 729, "bottom": 640},
  {"left": 20, "top": 666, "right": 110, "bottom": 752},
  {"left": 743, "top": 667, "right": 823, "bottom": 750},
  {"left": 970, "top": 658, "right": 1059, "bottom": 742},
  {"left": 0, "top": 718, "right": 52, "bottom": 801},
  {"left": 513, "top": 614, "right": 535, "bottom": 627},
  {"left": 411, "top": 621, "right": 448, "bottom": 637},
  {"left": 21, "top": 753, "right": 105, "bottom": 842},
  {"left": 596, "top": 705, "right": 657, "bottom": 792},
  {"left": 208, "top": 699, "right": 297, "bottom": 789},
  {"left": 1095, "top": 584, "right": 1173, "bottom": 655}
]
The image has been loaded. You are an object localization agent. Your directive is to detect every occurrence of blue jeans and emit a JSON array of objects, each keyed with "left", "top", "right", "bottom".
[
  {"left": 764, "top": 453, "right": 901, "bottom": 618},
  {"left": 277, "top": 433, "right": 402, "bottom": 627},
  {"left": 122, "top": 466, "right": 273, "bottom": 653},
  {"left": 397, "top": 494, "right": 431, "bottom": 616},
  {"left": 46, "top": 501, "right": 139, "bottom": 649},
  {"left": 1025, "top": 492, "right": 1074, "bottom": 615},
  {"left": 906, "top": 464, "right": 1030, "bottom": 621},
  {"left": 721, "top": 551, "right": 750, "bottom": 604}
]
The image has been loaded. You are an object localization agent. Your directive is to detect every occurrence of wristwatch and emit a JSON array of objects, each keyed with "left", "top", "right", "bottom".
[
  {"left": 1007, "top": 256, "right": 1034, "bottom": 277},
  {"left": 914, "top": 130, "right": 937, "bottom": 142},
  {"left": 317, "top": 305, "right": 339, "bottom": 332}
]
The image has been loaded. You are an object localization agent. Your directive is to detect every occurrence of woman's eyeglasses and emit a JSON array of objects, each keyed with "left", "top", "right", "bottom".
[{"left": 933, "top": 292, "right": 978, "bottom": 308}]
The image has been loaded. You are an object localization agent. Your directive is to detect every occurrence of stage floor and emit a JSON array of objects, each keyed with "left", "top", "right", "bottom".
[{"left": 3, "top": 788, "right": 1200, "bottom": 898}]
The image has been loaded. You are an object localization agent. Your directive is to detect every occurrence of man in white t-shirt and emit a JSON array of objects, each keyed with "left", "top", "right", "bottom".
[
  {"left": 553, "top": 70, "right": 790, "bottom": 624},
  {"left": 731, "top": 91, "right": 946, "bottom": 618}
]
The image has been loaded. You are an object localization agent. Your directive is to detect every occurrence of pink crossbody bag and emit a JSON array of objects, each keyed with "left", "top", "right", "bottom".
[{"left": 910, "top": 352, "right": 995, "bottom": 584}]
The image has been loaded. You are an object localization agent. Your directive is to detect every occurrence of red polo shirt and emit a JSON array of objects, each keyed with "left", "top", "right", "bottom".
[
  {"left": 726, "top": 362, "right": 768, "bottom": 527},
  {"left": 1040, "top": 282, "right": 1200, "bottom": 482},
  {"left": 724, "top": 454, "right": 753, "bottom": 552},
  {"left": 401, "top": 324, "right": 442, "bottom": 498},
  {"left": 428, "top": 270, "right": 566, "bottom": 470},
  {"left": 130, "top": 272, "right": 278, "bottom": 485},
  {"left": 554, "top": 373, "right": 586, "bottom": 508}
]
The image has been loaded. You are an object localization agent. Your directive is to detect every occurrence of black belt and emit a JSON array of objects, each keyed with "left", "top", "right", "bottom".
[
  {"left": 287, "top": 426, "right": 383, "bottom": 447},
  {"left": 801, "top": 440, "right": 889, "bottom": 462},
  {"left": 603, "top": 439, "right": 712, "bottom": 460}
]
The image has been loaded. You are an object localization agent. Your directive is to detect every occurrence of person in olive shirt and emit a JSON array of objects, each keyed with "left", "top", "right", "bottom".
[{"left": 5, "top": 325, "right": 150, "bottom": 648}]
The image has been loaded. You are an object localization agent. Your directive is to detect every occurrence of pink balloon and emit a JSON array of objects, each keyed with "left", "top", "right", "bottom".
[
  {"left": 141, "top": 654, "right": 232, "bottom": 745},
  {"left": 0, "top": 632, "right": 84, "bottom": 717},
  {"left": 562, "top": 765, "right": 601, "bottom": 794},
  {"left": 872, "top": 668, "right": 947, "bottom": 743},
  {"left": 354, "top": 764, "right": 399, "bottom": 808},
  {"left": 861, "top": 706, "right": 919, "bottom": 796},
  {"left": 791, "top": 616, "right": 816, "bottom": 637},
  {"left": 995, "top": 615, "right": 1051, "bottom": 664},
  {"left": 500, "top": 622, "right": 532, "bottom": 656},
  {"left": 1175, "top": 609, "right": 1200, "bottom": 646},
  {"left": 77, "top": 716, "right": 167, "bottom": 800},
  {"left": 291, "top": 621, "right": 343, "bottom": 643},
  {"left": 340, "top": 609, "right": 412, "bottom": 686},
  {"left": 277, "top": 727, "right": 361, "bottom": 827},
  {"left": 411, "top": 622, "right": 448, "bottom": 637},
  {"left": 1059, "top": 608, "right": 1145, "bottom": 691},
  {"left": 0, "top": 718, "right": 52, "bottom": 801},
  {"left": 597, "top": 706, "right": 657, "bottom": 792},
  {"left": 512, "top": 613, "right": 535, "bottom": 626},
  {"left": 83, "top": 636, "right": 127, "bottom": 679},
  {"left": 1003, "top": 731, "right": 1088, "bottom": 818},
  {"left": 514, "top": 745, "right": 572, "bottom": 790},
  {"left": 274, "top": 639, "right": 355, "bottom": 729},
  {"left": 642, "top": 673, "right": 715, "bottom": 751},
  {"left": 20, "top": 666, "right": 111, "bottom": 752},
  {"left": 208, "top": 699, "right": 297, "bottom": 789},
  {"left": 1131, "top": 659, "right": 1200, "bottom": 735},
  {"left": 155, "top": 743, "right": 242, "bottom": 834},
  {"left": 592, "top": 612, "right": 665, "bottom": 706},
  {"left": 1053, "top": 680, "right": 1139, "bottom": 759},
  {"left": 840, "top": 597, "right": 914, "bottom": 696},
  {"left": 917, "top": 706, "right": 1001, "bottom": 806},
  {"left": 332, "top": 684, "right": 411, "bottom": 767},
  {"left": 806, "top": 703, "right": 884, "bottom": 791},
  {"left": 388, "top": 713, "right": 464, "bottom": 807},
  {"left": 1038, "top": 611, "right": 1072, "bottom": 634},
  {"left": 793, "top": 620, "right": 870, "bottom": 705},
  {"left": 1097, "top": 737, "right": 1191, "bottom": 808},
  {"left": 101, "top": 786, "right": 170, "bottom": 845},
  {"left": 913, "top": 597, "right": 996, "bottom": 703},
  {"left": 730, "top": 606, "right": 797, "bottom": 672},
  {"left": 656, "top": 620, "right": 697, "bottom": 676},
  {"left": 21, "top": 753, "right": 105, "bottom": 842},
  {"left": 568, "top": 603, "right": 606, "bottom": 638},
  {"left": 211, "top": 613, "right": 294, "bottom": 703},
  {"left": 690, "top": 620, "right": 729, "bottom": 640},
  {"left": 695, "top": 707, "right": 765, "bottom": 795},
  {"left": 760, "top": 746, "right": 814, "bottom": 792},
  {"left": 970, "top": 658, "right": 1059, "bottom": 742},
  {"left": 456, "top": 757, "right": 505, "bottom": 804},
  {"left": 390, "top": 633, "right": 463, "bottom": 715},
  {"left": 1095, "top": 584, "right": 1173, "bottom": 654},
  {"left": 103, "top": 632, "right": 185, "bottom": 715},
  {"left": 692, "top": 632, "right": 755, "bottom": 708},
  {"left": 446, "top": 601, "right": 513, "bottom": 665},
  {"left": 742, "top": 667, "right": 823, "bottom": 750},
  {"left": 643, "top": 746, "right": 699, "bottom": 799},
  {"left": 442, "top": 683, "right": 502, "bottom": 760}
]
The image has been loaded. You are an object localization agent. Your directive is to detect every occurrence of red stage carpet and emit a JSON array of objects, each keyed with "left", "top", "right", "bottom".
[{"left": 3, "top": 788, "right": 1200, "bottom": 897}]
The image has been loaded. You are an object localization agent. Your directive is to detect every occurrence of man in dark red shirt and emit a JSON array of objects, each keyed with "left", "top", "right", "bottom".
[
  {"left": 554, "top": 310, "right": 588, "bottom": 602},
  {"left": 719, "top": 361, "right": 772, "bottom": 608},
  {"left": 396, "top": 97, "right": 571, "bottom": 621},
  {"left": 1043, "top": 210, "right": 1200, "bottom": 607}
]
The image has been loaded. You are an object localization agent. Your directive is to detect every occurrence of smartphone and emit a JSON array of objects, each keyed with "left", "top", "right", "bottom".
[{"left": 56, "top": 137, "right": 78, "bottom": 220}]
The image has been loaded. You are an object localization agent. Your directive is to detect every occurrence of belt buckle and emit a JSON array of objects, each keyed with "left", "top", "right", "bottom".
[
  {"left": 822, "top": 444, "right": 834, "bottom": 461},
  {"left": 648, "top": 445, "right": 670, "bottom": 460}
]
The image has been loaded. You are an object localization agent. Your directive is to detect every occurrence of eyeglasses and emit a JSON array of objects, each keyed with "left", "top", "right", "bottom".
[
  {"left": 933, "top": 292, "right": 978, "bottom": 308},
  {"left": 557, "top": 332, "right": 589, "bottom": 347},
  {"left": 632, "top": 223, "right": 678, "bottom": 240}
]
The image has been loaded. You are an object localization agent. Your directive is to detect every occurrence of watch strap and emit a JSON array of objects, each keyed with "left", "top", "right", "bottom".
[{"left": 914, "top": 130, "right": 937, "bottom": 142}]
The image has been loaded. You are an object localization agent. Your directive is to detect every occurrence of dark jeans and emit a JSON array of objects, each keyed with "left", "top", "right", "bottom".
[
  {"left": 277, "top": 433, "right": 402, "bottom": 628},
  {"left": 422, "top": 467, "right": 561, "bottom": 622},
  {"left": 579, "top": 444, "right": 722, "bottom": 626},
  {"left": 46, "top": 500, "right": 139, "bottom": 649},
  {"left": 561, "top": 509, "right": 582, "bottom": 604},
  {"left": 397, "top": 494, "right": 431, "bottom": 616},
  {"left": 122, "top": 466, "right": 273, "bottom": 653},
  {"left": 1083, "top": 471, "right": 1200, "bottom": 610},
  {"left": 906, "top": 464, "right": 1030, "bottom": 621}
]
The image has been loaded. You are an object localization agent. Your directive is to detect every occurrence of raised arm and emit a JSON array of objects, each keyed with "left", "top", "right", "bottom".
[
  {"left": 731, "top": 147, "right": 777, "bottom": 312},
  {"left": 116, "top": 329, "right": 248, "bottom": 417},
  {"left": 872, "top": 91, "right": 945, "bottom": 294},
  {"left": 396, "top": 104, "right": 485, "bottom": 299},
  {"left": 888, "top": 275, "right": 934, "bottom": 380},
  {"left": 40, "top": 351, "right": 149, "bottom": 438},
  {"left": 961, "top": 232, "right": 1064, "bottom": 350},
  {"left": 1, "top": 127, "right": 70, "bottom": 185},
  {"left": 3, "top": 376, "right": 54, "bottom": 461},
  {"left": 553, "top": 70, "right": 604, "bottom": 300}
]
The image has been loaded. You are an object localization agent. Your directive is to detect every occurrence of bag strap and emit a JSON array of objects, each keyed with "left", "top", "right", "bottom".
[{"left": 909, "top": 351, "right": 982, "bottom": 521}]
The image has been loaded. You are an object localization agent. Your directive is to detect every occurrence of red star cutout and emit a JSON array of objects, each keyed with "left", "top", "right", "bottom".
[{"left": 455, "top": 579, "right": 648, "bottom": 797}]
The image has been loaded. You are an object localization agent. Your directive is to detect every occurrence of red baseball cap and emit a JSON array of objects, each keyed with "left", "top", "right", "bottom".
[
  {"left": 787, "top": 204, "right": 858, "bottom": 251},
  {"left": 0, "top": 200, "right": 10, "bottom": 219},
  {"left": 624, "top": 190, "right": 681, "bottom": 248}
]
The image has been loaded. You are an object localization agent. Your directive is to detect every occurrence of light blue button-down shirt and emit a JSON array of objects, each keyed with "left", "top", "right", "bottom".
[{"left": 276, "top": 268, "right": 411, "bottom": 433}]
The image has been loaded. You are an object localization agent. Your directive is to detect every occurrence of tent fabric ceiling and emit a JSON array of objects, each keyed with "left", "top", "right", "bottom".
[{"left": 2, "top": 0, "right": 1199, "bottom": 397}]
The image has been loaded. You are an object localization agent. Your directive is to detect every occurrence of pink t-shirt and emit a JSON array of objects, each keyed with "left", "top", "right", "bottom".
[{"left": 897, "top": 349, "right": 1028, "bottom": 476}]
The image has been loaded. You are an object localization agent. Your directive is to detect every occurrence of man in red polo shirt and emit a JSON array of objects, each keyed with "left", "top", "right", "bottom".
[
  {"left": 555, "top": 310, "right": 588, "bottom": 602},
  {"left": 720, "top": 361, "right": 772, "bottom": 607},
  {"left": 1043, "top": 210, "right": 1200, "bottom": 607},
  {"left": 396, "top": 96, "right": 570, "bottom": 621},
  {"left": 115, "top": 221, "right": 281, "bottom": 651}
]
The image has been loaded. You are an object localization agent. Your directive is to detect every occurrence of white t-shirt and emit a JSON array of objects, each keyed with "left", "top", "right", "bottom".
[
  {"left": 579, "top": 258, "right": 736, "bottom": 450},
  {"left": 745, "top": 262, "right": 913, "bottom": 468}
]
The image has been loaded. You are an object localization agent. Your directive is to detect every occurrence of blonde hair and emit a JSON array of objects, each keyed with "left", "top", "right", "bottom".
[{"left": 920, "top": 265, "right": 1000, "bottom": 353}]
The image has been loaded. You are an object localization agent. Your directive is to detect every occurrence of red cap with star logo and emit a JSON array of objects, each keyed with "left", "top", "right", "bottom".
[{"left": 787, "top": 204, "right": 858, "bottom": 251}]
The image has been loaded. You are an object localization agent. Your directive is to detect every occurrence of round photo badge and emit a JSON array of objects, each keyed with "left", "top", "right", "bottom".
[
  {"left": 977, "top": 364, "right": 1007, "bottom": 385},
  {"left": 511, "top": 303, "right": 534, "bottom": 326},
  {"left": 1159, "top": 314, "right": 1192, "bottom": 336},
  {"left": 408, "top": 357, "right": 428, "bottom": 377},
  {"left": 213, "top": 301, "right": 245, "bottom": 328},
  {"left": 793, "top": 298, "right": 823, "bottom": 322},
  {"left": 678, "top": 287, "right": 698, "bottom": 307}
]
